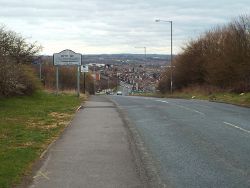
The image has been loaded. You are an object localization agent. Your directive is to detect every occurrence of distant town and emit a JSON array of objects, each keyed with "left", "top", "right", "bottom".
[{"left": 37, "top": 54, "right": 172, "bottom": 94}]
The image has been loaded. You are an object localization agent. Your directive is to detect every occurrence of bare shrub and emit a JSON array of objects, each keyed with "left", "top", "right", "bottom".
[
  {"left": 158, "top": 15, "right": 250, "bottom": 93},
  {"left": 0, "top": 26, "right": 42, "bottom": 97}
]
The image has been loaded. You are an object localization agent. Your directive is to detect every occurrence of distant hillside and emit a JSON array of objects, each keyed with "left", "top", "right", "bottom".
[
  {"left": 38, "top": 54, "right": 172, "bottom": 65},
  {"left": 82, "top": 54, "right": 172, "bottom": 65}
]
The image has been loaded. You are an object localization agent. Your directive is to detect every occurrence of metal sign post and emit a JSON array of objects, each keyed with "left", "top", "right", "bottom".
[
  {"left": 77, "top": 66, "right": 80, "bottom": 97},
  {"left": 83, "top": 72, "right": 86, "bottom": 94},
  {"left": 56, "top": 66, "right": 59, "bottom": 95},
  {"left": 39, "top": 62, "right": 42, "bottom": 80},
  {"left": 33, "top": 56, "right": 42, "bottom": 80},
  {"left": 81, "top": 65, "right": 88, "bottom": 94}
]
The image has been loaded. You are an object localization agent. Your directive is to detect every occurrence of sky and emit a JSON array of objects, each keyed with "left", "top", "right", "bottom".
[{"left": 0, "top": 0, "right": 249, "bottom": 55}]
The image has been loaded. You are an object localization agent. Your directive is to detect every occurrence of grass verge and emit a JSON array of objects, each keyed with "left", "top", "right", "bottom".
[
  {"left": 130, "top": 91, "right": 250, "bottom": 107},
  {"left": 0, "top": 91, "right": 84, "bottom": 188},
  {"left": 163, "top": 89, "right": 250, "bottom": 107}
]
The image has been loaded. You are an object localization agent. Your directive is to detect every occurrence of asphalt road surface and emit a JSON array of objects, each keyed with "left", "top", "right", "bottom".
[{"left": 110, "top": 95, "right": 250, "bottom": 188}]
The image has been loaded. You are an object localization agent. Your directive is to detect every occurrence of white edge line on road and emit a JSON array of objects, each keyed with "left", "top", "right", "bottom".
[
  {"left": 155, "top": 100, "right": 169, "bottom": 103},
  {"left": 223, "top": 122, "right": 250, "bottom": 134}
]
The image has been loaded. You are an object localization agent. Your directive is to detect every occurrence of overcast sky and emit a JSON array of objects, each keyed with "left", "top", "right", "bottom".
[{"left": 1, "top": 0, "right": 249, "bottom": 55}]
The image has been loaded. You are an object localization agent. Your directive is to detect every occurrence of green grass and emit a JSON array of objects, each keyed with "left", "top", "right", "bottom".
[
  {"left": 208, "top": 92, "right": 250, "bottom": 107},
  {"left": 0, "top": 91, "right": 83, "bottom": 188},
  {"left": 130, "top": 92, "right": 161, "bottom": 97}
]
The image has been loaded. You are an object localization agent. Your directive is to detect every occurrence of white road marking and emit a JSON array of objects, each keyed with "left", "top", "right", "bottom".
[
  {"left": 155, "top": 100, "right": 169, "bottom": 103},
  {"left": 175, "top": 104, "right": 205, "bottom": 116},
  {"left": 155, "top": 99, "right": 205, "bottom": 115},
  {"left": 33, "top": 171, "right": 50, "bottom": 180},
  {"left": 223, "top": 122, "right": 250, "bottom": 134},
  {"left": 136, "top": 119, "right": 154, "bottom": 123},
  {"left": 40, "top": 140, "right": 56, "bottom": 159}
]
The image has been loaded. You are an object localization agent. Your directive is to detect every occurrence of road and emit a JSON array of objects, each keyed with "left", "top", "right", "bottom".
[{"left": 109, "top": 95, "right": 250, "bottom": 188}]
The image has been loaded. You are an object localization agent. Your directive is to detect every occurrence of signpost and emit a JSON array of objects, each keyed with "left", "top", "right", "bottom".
[
  {"left": 33, "top": 56, "right": 42, "bottom": 80},
  {"left": 53, "top": 49, "right": 82, "bottom": 66},
  {"left": 81, "top": 65, "right": 89, "bottom": 94},
  {"left": 53, "top": 49, "right": 82, "bottom": 97},
  {"left": 81, "top": 65, "right": 89, "bottom": 73}
]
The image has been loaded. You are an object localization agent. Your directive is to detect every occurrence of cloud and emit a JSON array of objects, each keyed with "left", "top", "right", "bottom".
[{"left": 0, "top": 0, "right": 249, "bottom": 54}]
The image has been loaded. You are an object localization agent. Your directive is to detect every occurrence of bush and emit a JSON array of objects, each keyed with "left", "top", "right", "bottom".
[
  {"left": 0, "top": 63, "right": 41, "bottom": 97},
  {"left": 18, "top": 64, "right": 42, "bottom": 95},
  {"left": 158, "top": 15, "right": 250, "bottom": 94},
  {"left": 0, "top": 26, "right": 42, "bottom": 97},
  {"left": 40, "top": 63, "right": 94, "bottom": 94}
]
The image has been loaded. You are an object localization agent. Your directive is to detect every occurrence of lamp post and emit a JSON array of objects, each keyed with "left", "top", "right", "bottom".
[{"left": 155, "top": 19, "right": 173, "bottom": 94}]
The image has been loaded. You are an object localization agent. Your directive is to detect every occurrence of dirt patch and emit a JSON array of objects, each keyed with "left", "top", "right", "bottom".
[
  {"left": 14, "top": 142, "right": 34, "bottom": 149},
  {"left": 26, "top": 113, "right": 72, "bottom": 130},
  {"left": 26, "top": 119, "right": 43, "bottom": 128},
  {"left": 0, "top": 133, "right": 7, "bottom": 139},
  {"left": 49, "top": 112, "right": 72, "bottom": 120}
]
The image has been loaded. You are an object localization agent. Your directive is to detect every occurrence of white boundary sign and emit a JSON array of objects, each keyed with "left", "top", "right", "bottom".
[{"left": 53, "top": 49, "right": 82, "bottom": 66}]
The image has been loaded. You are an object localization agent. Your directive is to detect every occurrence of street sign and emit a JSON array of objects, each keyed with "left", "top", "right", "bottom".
[
  {"left": 81, "top": 65, "right": 89, "bottom": 73},
  {"left": 53, "top": 49, "right": 82, "bottom": 97},
  {"left": 53, "top": 49, "right": 82, "bottom": 66}
]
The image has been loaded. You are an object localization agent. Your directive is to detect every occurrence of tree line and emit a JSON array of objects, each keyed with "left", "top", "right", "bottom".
[
  {"left": 37, "top": 62, "right": 95, "bottom": 94},
  {"left": 0, "top": 26, "right": 94, "bottom": 97},
  {"left": 158, "top": 15, "right": 250, "bottom": 94}
]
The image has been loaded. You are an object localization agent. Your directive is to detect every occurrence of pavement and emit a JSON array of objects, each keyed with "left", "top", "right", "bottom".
[{"left": 29, "top": 96, "right": 143, "bottom": 188}]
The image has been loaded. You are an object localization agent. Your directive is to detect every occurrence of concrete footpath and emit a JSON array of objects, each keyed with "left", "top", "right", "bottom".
[{"left": 29, "top": 96, "right": 142, "bottom": 188}]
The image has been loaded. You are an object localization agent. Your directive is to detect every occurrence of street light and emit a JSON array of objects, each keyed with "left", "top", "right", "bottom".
[{"left": 155, "top": 19, "right": 173, "bottom": 94}]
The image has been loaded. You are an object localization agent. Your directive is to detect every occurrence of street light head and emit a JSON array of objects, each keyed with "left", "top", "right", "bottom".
[{"left": 155, "top": 19, "right": 172, "bottom": 23}]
